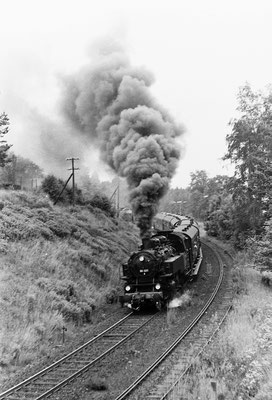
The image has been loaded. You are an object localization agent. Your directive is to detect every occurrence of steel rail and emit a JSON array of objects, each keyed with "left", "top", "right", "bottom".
[
  {"left": 160, "top": 304, "right": 233, "bottom": 400},
  {"left": 0, "top": 312, "right": 133, "bottom": 399},
  {"left": 0, "top": 312, "right": 158, "bottom": 400},
  {"left": 114, "top": 242, "right": 225, "bottom": 400},
  {"left": 33, "top": 313, "right": 156, "bottom": 400},
  {"left": 159, "top": 243, "right": 235, "bottom": 400}
]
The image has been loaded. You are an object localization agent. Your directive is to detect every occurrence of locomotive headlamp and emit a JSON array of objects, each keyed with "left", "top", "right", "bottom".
[
  {"left": 125, "top": 285, "right": 131, "bottom": 292},
  {"left": 155, "top": 283, "right": 161, "bottom": 290},
  {"left": 139, "top": 255, "right": 145, "bottom": 262}
]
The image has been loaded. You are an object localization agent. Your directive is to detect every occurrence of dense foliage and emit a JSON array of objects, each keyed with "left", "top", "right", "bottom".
[
  {"left": 0, "top": 112, "right": 12, "bottom": 167},
  {"left": 42, "top": 174, "right": 115, "bottom": 216},
  {"left": 224, "top": 84, "right": 272, "bottom": 237},
  {"left": 0, "top": 153, "right": 43, "bottom": 189},
  {"left": 247, "top": 220, "right": 272, "bottom": 285},
  {"left": 0, "top": 190, "right": 139, "bottom": 378},
  {"left": 199, "top": 84, "right": 271, "bottom": 248},
  {"left": 88, "top": 193, "right": 115, "bottom": 216},
  {"left": 41, "top": 174, "right": 84, "bottom": 205},
  {"left": 160, "top": 170, "right": 230, "bottom": 223}
]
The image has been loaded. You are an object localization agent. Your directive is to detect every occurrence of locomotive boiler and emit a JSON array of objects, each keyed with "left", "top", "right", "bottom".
[{"left": 119, "top": 212, "right": 203, "bottom": 311}]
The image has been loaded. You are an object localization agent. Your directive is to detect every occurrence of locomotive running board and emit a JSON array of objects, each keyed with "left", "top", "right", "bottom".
[{"left": 192, "top": 248, "right": 203, "bottom": 276}]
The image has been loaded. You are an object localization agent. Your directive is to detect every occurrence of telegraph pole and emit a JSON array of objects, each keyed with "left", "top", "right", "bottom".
[
  {"left": 116, "top": 177, "right": 120, "bottom": 216},
  {"left": 67, "top": 157, "right": 79, "bottom": 206},
  {"left": 110, "top": 177, "right": 120, "bottom": 216},
  {"left": 53, "top": 157, "right": 79, "bottom": 206}
]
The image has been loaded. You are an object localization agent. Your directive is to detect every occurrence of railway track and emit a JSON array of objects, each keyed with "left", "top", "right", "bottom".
[
  {"left": 1, "top": 241, "right": 233, "bottom": 400},
  {"left": 114, "top": 241, "right": 234, "bottom": 400},
  {"left": 0, "top": 312, "right": 158, "bottom": 400}
]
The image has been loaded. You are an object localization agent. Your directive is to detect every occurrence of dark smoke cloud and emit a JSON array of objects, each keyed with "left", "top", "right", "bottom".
[{"left": 60, "top": 41, "right": 184, "bottom": 237}]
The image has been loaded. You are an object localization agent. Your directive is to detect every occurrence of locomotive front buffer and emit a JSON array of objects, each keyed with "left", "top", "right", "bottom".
[{"left": 119, "top": 252, "right": 185, "bottom": 311}]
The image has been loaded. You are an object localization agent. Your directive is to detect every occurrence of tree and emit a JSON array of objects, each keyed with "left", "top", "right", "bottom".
[
  {"left": 0, "top": 153, "right": 43, "bottom": 188},
  {"left": 224, "top": 84, "right": 272, "bottom": 236},
  {"left": 42, "top": 175, "right": 64, "bottom": 203},
  {"left": 253, "top": 218, "right": 272, "bottom": 271},
  {"left": 0, "top": 112, "right": 12, "bottom": 167},
  {"left": 205, "top": 194, "right": 234, "bottom": 240},
  {"left": 42, "top": 174, "right": 83, "bottom": 205},
  {"left": 189, "top": 170, "right": 210, "bottom": 219},
  {"left": 159, "top": 186, "right": 190, "bottom": 215},
  {"left": 88, "top": 193, "right": 115, "bottom": 216}
]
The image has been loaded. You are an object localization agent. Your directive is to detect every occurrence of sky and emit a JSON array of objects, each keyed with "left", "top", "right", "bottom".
[{"left": 0, "top": 0, "right": 272, "bottom": 187}]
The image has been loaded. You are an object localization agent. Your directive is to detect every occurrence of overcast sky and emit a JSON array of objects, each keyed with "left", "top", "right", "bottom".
[{"left": 1, "top": 0, "right": 272, "bottom": 187}]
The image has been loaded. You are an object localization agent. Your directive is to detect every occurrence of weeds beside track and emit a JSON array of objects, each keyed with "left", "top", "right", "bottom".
[{"left": 0, "top": 312, "right": 158, "bottom": 400}]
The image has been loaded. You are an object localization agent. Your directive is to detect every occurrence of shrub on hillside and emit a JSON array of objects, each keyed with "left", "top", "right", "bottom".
[
  {"left": 0, "top": 191, "right": 140, "bottom": 382},
  {"left": 87, "top": 193, "right": 115, "bottom": 216},
  {"left": 37, "top": 278, "right": 76, "bottom": 299},
  {"left": 0, "top": 209, "right": 53, "bottom": 241},
  {"left": 41, "top": 175, "right": 65, "bottom": 203},
  {"left": 46, "top": 218, "right": 72, "bottom": 238},
  {"left": 90, "top": 262, "right": 107, "bottom": 279},
  {"left": 14, "top": 192, "right": 52, "bottom": 209},
  {"left": 42, "top": 175, "right": 83, "bottom": 205},
  {"left": 105, "top": 287, "right": 118, "bottom": 304},
  {"left": 261, "top": 271, "right": 272, "bottom": 287},
  {"left": 37, "top": 277, "right": 96, "bottom": 324}
]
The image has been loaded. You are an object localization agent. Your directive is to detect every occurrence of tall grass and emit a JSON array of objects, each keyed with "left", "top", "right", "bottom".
[
  {"left": 173, "top": 256, "right": 272, "bottom": 399},
  {"left": 0, "top": 190, "right": 139, "bottom": 384}
]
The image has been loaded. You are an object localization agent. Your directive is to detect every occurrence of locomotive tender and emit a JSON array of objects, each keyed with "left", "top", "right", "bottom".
[{"left": 120, "top": 212, "right": 203, "bottom": 311}]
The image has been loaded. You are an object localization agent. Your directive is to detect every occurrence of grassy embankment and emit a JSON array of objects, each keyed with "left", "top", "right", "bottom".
[
  {"left": 0, "top": 190, "right": 139, "bottom": 386},
  {"left": 174, "top": 237, "right": 272, "bottom": 400}
]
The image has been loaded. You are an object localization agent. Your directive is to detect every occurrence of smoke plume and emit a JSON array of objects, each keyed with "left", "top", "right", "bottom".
[{"left": 61, "top": 41, "right": 184, "bottom": 237}]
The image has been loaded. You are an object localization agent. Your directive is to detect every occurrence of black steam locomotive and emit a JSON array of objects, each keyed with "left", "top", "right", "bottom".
[{"left": 119, "top": 212, "right": 203, "bottom": 311}]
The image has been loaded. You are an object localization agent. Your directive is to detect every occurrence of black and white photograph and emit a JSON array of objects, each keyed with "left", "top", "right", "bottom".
[{"left": 0, "top": 1, "right": 271, "bottom": 399}]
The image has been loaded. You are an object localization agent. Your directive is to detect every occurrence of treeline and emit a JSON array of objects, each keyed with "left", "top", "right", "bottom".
[
  {"left": 0, "top": 112, "right": 126, "bottom": 216},
  {"left": 41, "top": 174, "right": 116, "bottom": 217},
  {"left": 162, "top": 84, "right": 272, "bottom": 249},
  {"left": 1, "top": 83, "right": 271, "bottom": 250}
]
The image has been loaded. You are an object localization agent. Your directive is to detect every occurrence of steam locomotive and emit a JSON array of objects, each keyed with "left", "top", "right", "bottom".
[{"left": 119, "top": 212, "right": 203, "bottom": 311}]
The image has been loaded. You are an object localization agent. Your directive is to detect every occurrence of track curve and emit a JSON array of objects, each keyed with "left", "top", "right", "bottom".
[
  {"left": 114, "top": 240, "right": 233, "bottom": 400},
  {"left": 1, "top": 240, "right": 233, "bottom": 400}
]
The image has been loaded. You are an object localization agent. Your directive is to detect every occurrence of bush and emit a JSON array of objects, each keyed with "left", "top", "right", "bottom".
[
  {"left": 105, "top": 287, "right": 118, "bottom": 304},
  {"left": 37, "top": 278, "right": 76, "bottom": 299},
  {"left": 41, "top": 175, "right": 64, "bottom": 203},
  {"left": 0, "top": 189, "right": 140, "bottom": 383},
  {"left": 42, "top": 175, "right": 83, "bottom": 205},
  {"left": 13, "top": 192, "right": 52, "bottom": 209},
  {"left": 261, "top": 271, "right": 272, "bottom": 287},
  {"left": 36, "top": 277, "right": 96, "bottom": 324},
  {"left": 88, "top": 193, "right": 115, "bottom": 216}
]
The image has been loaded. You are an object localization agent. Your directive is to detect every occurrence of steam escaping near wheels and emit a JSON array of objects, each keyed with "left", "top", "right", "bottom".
[
  {"left": 168, "top": 291, "right": 192, "bottom": 309},
  {"left": 60, "top": 39, "right": 185, "bottom": 237}
]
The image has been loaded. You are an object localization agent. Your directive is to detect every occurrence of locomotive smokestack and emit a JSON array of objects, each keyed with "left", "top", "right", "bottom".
[
  {"left": 60, "top": 39, "right": 184, "bottom": 237},
  {"left": 142, "top": 237, "right": 151, "bottom": 250}
]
